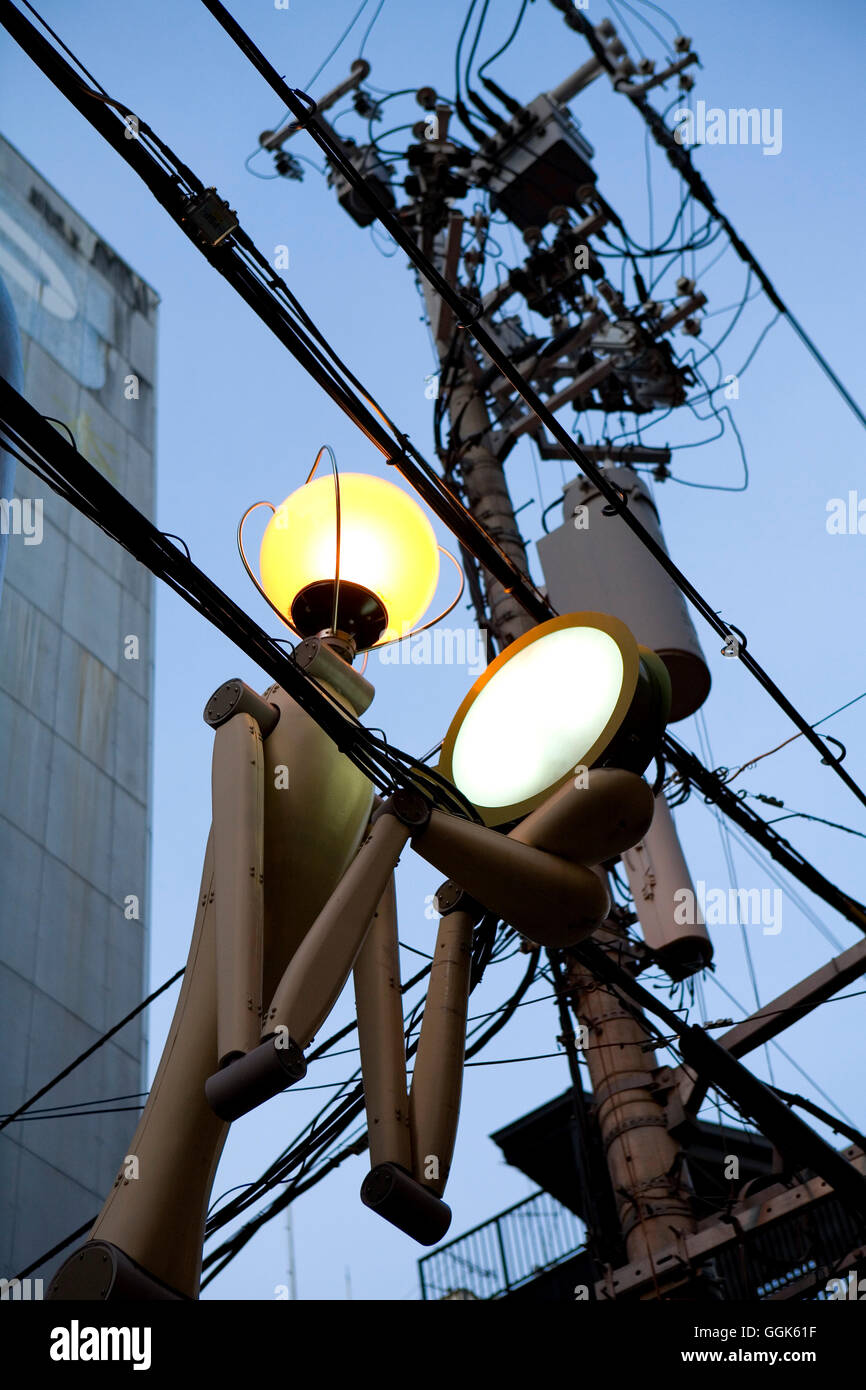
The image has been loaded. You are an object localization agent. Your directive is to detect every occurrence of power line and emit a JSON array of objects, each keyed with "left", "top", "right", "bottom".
[
  {"left": 696, "top": 709, "right": 774, "bottom": 1084},
  {"left": 723, "top": 689, "right": 866, "bottom": 787},
  {"left": 0, "top": 385, "right": 479, "bottom": 822},
  {"left": 769, "top": 1085, "right": 866, "bottom": 1153},
  {"left": 455, "top": 0, "right": 479, "bottom": 102},
  {"left": 192, "top": 0, "right": 866, "bottom": 816},
  {"left": 13, "top": 950, "right": 431, "bottom": 1279},
  {"left": 477, "top": 0, "right": 531, "bottom": 81},
  {"left": 760, "top": 807, "right": 866, "bottom": 843},
  {"left": 10, "top": 1104, "right": 145, "bottom": 1122},
  {"left": 721, "top": 819, "right": 845, "bottom": 955},
  {"left": 569, "top": 940, "right": 866, "bottom": 1220},
  {"left": 662, "top": 733, "right": 866, "bottom": 939},
  {"left": 7, "top": 0, "right": 863, "bottom": 819},
  {"left": 7, "top": 0, "right": 866, "bottom": 1289},
  {"left": 548, "top": 0, "right": 866, "bottom": 435},
  {"left": 304, "top": 0, "right": 371, "bottom": 90},
  {"left": 13, "top": 1219, "right": 95, "bottom": 1283},
  {"left": 0, "top": 1090, "right": 148, "bottom": 1119},
  {"left": 358, "top": 0, "right": 386, "bottom": 59},
  {"left": 199, "top": 946, "right": 539, "bottom": 1284},
  {"left": 0, "top": 967, "right": 184, "bottom": 1134},
  {"left": 463, "top": 1051, "right": 565, "bottom": 1066},
  {"left": 704, "top": 973, "right": 858, "bottom": 1129},
  {"left": 613, "top": 0, "right": 677, "bottom": 58}
]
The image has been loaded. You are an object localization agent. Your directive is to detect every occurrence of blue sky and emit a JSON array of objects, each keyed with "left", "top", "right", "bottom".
[{"left": 2, "top": 0, "right": 866, "bottom": 1300}]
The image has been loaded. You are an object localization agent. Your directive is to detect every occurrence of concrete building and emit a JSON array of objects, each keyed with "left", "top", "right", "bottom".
[{"left": 0, "top": 134, "right": 158, "bottom": 1282}]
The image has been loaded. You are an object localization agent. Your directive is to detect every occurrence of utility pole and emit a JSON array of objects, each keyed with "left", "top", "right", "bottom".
[
  {"left": 411, "top": 126, "right": 699, "bottom": 1282},
  {"left": 566, "top": 934, "right": 696, "bottom": 1273},
  {"left": 230, "top": 1, "right": 866, "bottom": 1300},
  {"left": 416, "top": 176, "right": 534, "bottom": 648},
  {"left": 4, "top": 0, "right": 864, "bottom": 1309}
]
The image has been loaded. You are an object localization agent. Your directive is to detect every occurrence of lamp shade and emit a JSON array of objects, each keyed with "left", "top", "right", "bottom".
[
  {"left": 259, "top": 472, "right": 440, "bottom": 647},
  {"left": 439, "top": 612, "right": 668, "bottom": 826}
]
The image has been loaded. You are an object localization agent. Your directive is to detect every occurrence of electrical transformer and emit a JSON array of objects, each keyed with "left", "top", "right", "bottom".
[
  {"left": 536, "top": 466, "right": 711, "bottom": 721},
  {"left": 622, "top": 792, "right": 713, "bottom": 979},
  {"left": 470, "top": 94, "right": 596, "bottom": 230}
]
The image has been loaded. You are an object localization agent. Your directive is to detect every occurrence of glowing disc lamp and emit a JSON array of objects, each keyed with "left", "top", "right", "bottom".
[
  {"left": 238, "top": 454, "right": 459, "bottom": 653},
  {"left": 438, "top": 612, "right": 671, "bottom": 826}
]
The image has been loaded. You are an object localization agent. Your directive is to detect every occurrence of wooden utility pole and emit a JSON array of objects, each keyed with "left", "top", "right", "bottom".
[
  {"left": 420, "top": 225, "right": 697, "bottom": 1280},
  {"left": 567, "top": 935, "right": 696, "bottom": 1269}
]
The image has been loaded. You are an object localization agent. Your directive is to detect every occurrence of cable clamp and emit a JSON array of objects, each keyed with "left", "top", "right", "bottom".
[
  {"left": 286, "top": 88, "right": 320, "bottom": 132},
  {"left": 719, "top": 621, "right": 747, "bottom": 659},
  {"left": 821, "top": 735, "right": 847, "bottom": 766},
  {"left": 601, "top": 484, "right": 630, "bottom": 516}
]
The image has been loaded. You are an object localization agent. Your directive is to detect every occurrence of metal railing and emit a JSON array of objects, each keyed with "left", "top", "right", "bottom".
[{"left": 418, "top": 1191, "right": 585, "bottom": 1300}]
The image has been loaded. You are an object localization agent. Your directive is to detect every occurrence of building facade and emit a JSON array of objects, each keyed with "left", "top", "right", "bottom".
[{"left": 0, "top": 134, "right": 157, "bottom": 1281}]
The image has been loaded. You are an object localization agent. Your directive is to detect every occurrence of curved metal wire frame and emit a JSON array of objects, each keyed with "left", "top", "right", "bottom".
[
  {"left": 236, "top": 500, "right": 301, "bottom": 635},
  {"left": 237, "top": 452, "right": 466, "bottom": 653}
]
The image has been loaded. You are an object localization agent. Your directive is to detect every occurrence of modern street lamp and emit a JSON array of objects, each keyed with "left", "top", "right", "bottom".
[
  {"left": 439, "top": 611, "right": 671, "bottom": 826},
  {"left": 47, "top": 455, "right": 668, "bottom": 1300}
]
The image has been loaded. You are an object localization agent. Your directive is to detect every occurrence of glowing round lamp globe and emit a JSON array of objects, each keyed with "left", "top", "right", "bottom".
[
  {"left": 259, "top": 472, "right": 439, "bottom": 646},
  {"left": 439, "top": 613, "right": 640, "bottom": 825}
]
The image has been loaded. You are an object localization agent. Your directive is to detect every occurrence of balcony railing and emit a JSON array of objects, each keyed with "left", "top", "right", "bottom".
[{"left": 418, "top": 1191, "right": 585, "bottom": 1300}]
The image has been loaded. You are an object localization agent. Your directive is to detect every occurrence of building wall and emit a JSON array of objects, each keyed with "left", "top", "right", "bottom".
[
  {"left": 0, "top": 268, "right": 23, "bottom": 596},
  {"left": 0, "top": 134, "right": 157, "bottom": 1281}
]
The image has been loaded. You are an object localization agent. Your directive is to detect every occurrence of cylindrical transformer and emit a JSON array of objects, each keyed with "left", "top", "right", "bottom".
[
  {"left": 536, "top": 467, "right": 710, "bottom": 720},
  {"left": 622, "top": 792, "right": 713, "bottom": 980}
]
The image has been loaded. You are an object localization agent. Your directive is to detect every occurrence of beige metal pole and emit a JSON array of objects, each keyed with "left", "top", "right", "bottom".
[
  {"left": 85, "top": 831, "right": 228, "bottom": 1297},
  {"left": 509, "top": 769, "right": 654, "bottom": 867},
  {"left": 353, "top": 874, "right": 413, "bottom": 1172},
  {"left": 412, "top": 808, "right": 610, "bottom": 945},
  {"left": 264, "top": 809, "right": 412, "bottom": 1049},
  {"left": 424, "top": 244, "right": 696, "bottom": 1272},
  {"left": 409, "top": 906, "right": 475, "bottom": 1197},
  {"left": 211, "top": 712, "right": 265, "bottom": 1064},
  {"left": 50, "top": 680, "right": 375, "bottom": 1298}
]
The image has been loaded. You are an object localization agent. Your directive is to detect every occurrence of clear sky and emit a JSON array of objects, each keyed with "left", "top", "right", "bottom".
[{"left": 2, "top": 0, "right": 865, "bottom": 1301}]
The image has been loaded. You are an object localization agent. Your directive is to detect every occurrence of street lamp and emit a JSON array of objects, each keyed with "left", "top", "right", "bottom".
[
  {"left": 238, "top": 451, "right": 459, "bottom": 656},
  {"left": 439, "top": 611, "right": 671, "bottom": 826},
  {"left": 260, "top": 472, "right": 440, "bottom": 646},
  {"left": 46, "top": 457, "right": 668, "bottom": 1300}
]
